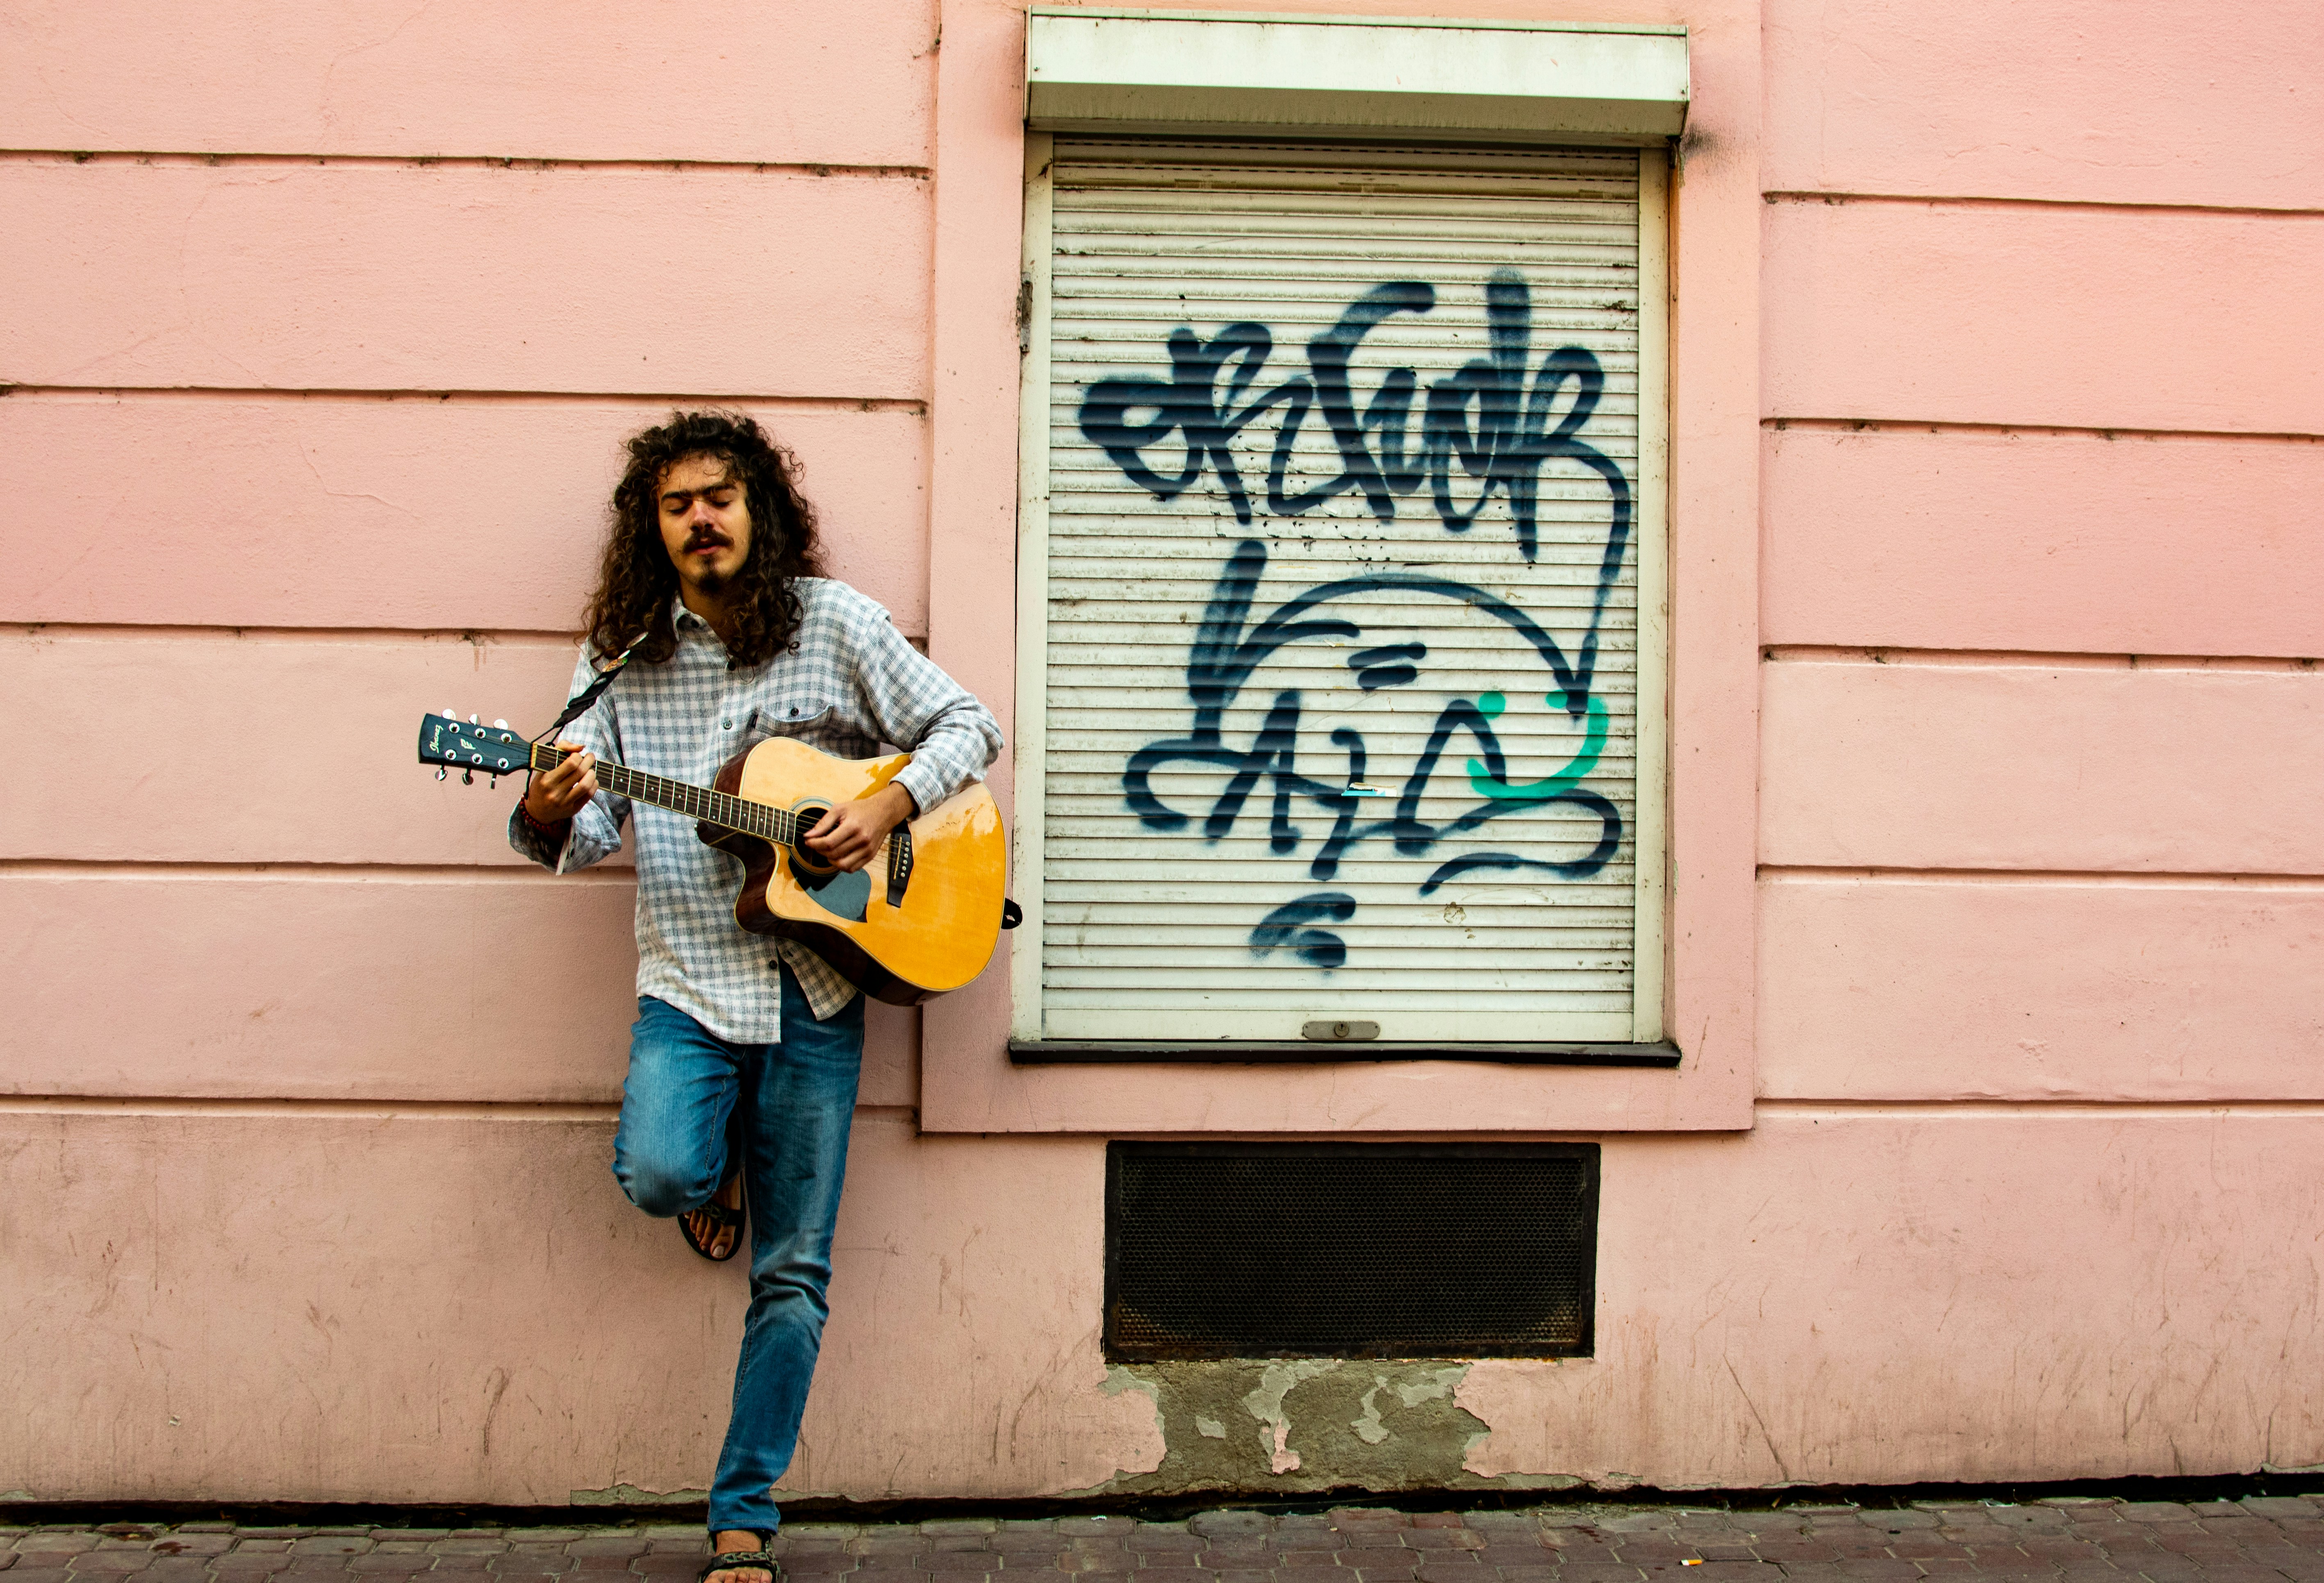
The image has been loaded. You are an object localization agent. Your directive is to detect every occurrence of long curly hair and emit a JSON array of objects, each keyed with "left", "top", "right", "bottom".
[{"left": 582, "top": 410, "right": 828, "bottom": 668}]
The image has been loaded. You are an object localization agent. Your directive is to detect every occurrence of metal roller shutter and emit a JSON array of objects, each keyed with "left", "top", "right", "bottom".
[{"left": 1016, "top": 137, "right": 1667, "bottom": 1047}]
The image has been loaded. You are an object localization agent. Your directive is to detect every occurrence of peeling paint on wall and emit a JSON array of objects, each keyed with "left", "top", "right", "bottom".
[
  {"left": 569, "top": 1484, "right": 709, "bottom": 1506},
  {"left": 1243, "top": 1361, "right": 1338, "bottom": 1474},
  {"left": 1077, "top": 1360, "right": 1582, "bottom": 1497}
]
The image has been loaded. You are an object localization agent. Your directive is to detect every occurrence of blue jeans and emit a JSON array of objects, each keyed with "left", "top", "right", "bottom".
[{"left": 611, "top": 976, "right": 864, "bottom": 1537}]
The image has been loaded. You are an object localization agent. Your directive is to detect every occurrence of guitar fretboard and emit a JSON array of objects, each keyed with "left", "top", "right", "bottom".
[{"left": 533, "top": 742, "right": 814, "bottom": 846}]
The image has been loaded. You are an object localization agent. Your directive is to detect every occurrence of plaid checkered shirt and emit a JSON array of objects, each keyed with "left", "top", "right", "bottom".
[{"left": 508, "top": 581, "right": 1004, "bottom": 1040}]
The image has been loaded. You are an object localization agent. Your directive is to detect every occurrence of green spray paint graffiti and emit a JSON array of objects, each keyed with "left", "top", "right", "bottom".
[{"left": 1467, "top": 692, "right": 1607, "bottom": 803}]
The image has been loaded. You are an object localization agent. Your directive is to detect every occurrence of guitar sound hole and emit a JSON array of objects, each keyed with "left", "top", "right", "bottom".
[{"left": 789, "top": 804, "right": 835, "bottom": 873}]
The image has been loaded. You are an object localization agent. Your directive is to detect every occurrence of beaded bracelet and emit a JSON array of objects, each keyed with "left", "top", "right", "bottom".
[{"left": 518, "top": 800, "right": 570, "bottom": 837}]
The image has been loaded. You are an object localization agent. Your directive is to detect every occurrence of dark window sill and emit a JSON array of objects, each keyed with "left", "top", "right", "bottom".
[{"left": 1009, "top": 1039, "right": 1681, "bottom": 1068}]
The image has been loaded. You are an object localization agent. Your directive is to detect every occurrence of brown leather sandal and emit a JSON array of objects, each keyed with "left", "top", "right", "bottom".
[
  {"left": 681, "top": 1110, "right": 747, "bottom": 1262},
  {"left": 696, "top": 1551, "right": 779, "bottom": 1583},
  {"left": 678, "top": 1175, "right": 744, "bottom": 1262}
]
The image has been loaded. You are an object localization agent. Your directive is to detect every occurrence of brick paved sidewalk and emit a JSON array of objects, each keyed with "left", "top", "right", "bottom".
[{"left": 9, "top": 1497, "right": 2324, "bottom": 1583}]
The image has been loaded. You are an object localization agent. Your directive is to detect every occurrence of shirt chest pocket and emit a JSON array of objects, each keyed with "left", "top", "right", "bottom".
[
  {"left": 764, "top": 697, "right": 837, "bottom": 735},
  {"left": 728, "top": 696, "right": 835, "bottom": 761},
  {"left": 750, "top": 696, "right": 889, "bottom": 762},
  {"left": 742, "top": 696, "right": 838, "bottom": 746},
  {"left": 689, "top": 701, "right": 833, "bottom": 784}
]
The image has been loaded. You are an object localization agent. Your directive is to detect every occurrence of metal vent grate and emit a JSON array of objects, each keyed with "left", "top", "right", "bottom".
[{"left": 1104, "top": 1142, "right": 1598, "bottom": 1360}]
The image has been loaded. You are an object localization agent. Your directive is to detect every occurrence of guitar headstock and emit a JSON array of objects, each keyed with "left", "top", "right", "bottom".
[{"left": 417, "top": 711, "right": 534, "bottom": 779}]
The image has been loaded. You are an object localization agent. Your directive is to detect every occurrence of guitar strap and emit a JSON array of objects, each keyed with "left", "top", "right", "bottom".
[{"left": 537, "top": 644, "right": 637, "bottom": 740}]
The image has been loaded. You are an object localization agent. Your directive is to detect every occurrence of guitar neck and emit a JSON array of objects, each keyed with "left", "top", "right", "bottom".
[{"left": 534, "top": 742, "right": 806, "bottom": 845}]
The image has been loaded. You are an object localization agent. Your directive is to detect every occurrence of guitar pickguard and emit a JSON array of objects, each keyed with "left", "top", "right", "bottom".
[{"left": 790, "top": 858, "right": 870, "bottom": 923}]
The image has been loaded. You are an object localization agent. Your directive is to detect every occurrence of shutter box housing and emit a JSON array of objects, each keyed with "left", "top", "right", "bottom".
[{"left": 1027, "top": 9, "right": 1690, "bottom": 144}]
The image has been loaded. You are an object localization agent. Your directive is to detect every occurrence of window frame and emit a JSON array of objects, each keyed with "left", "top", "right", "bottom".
[{"left": 915, "top": 0, "right": 1758, "bottom": 1135}]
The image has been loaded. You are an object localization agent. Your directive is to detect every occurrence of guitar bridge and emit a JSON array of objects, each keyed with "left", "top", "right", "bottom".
[{"left": 885, "top": 827, "right": 914, "bottom": 909}]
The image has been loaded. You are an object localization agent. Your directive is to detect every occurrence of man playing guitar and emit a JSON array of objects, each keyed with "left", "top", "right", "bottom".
[{"left": 513, "top": 411, "right": 1002, "bottom": 1583}]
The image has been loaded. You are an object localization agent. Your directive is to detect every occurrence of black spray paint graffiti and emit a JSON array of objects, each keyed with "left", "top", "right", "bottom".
[
  {"left": 1083, "top": 271, "right": 1632, "bottom": 972},
  {"left": 1121, "top": 540, "right": 1623, "bottom": 968},
  {"left": 1078, "top": 269, "right": 1631, "bottom": 569}
]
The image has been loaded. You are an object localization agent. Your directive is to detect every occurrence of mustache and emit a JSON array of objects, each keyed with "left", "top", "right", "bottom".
[{"left": 685, "top": 529, "right": 733, "bottom": 551}]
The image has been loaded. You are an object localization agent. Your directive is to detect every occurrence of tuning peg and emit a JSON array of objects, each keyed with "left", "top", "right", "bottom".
[
  {"left": 493, "top": 719, "right": 508, "bottom": 729},
  {"left": 469, "top": 714, "right": 480, "bottom": 724},
  {"left": 436, "top": 767, "right": 448, "bottom": 781},
  {"left": 462, "top": 769, "right": 474, "bottom": 785},
  {"left": 442, "top": 707, "right": 458, "bottom": 719}
]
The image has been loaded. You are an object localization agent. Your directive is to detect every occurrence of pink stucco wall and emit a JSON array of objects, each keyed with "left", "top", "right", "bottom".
[{"left": 5, "top": 0, "right": 2322, "bottom": 1504}]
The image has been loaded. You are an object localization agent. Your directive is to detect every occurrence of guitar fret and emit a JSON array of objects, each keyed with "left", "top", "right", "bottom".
[{"left": 536, "top": 746, "right": 792, "bottom": 844}]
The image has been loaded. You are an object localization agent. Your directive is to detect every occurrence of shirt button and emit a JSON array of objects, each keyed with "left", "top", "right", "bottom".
[{"left": 722, "top": 719, "right": 733, "bottom": 729}]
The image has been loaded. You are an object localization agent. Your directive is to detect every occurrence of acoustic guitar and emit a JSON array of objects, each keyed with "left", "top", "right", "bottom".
[{"left": 418, "top": 711, "right": 1007, "bottom": 1005}]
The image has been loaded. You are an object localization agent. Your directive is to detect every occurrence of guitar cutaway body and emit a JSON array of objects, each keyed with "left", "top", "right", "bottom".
[{"left": 701, "top": 737, "right": 1007, "bottom": 1005}]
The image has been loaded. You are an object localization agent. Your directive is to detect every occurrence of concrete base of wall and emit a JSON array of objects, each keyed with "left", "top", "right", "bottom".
[{"left": 9, "top": 1105, "right": 2323, "bottom": 1506}]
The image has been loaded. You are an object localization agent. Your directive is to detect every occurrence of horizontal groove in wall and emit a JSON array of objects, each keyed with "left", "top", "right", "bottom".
[
  {"left": 5, "top": 1094, "right": 2309, "bottom": 1124},
  {"left": 0, "top": 385, "right": 926, "bottom": 413},
  {"left": 2, "top": 622, "right": 927, "bottom": 645},
  {"left": 1766, "top": 416, "right": 2324, "bottom": 444},
  {"left": 5, "top": 623, "right": 576, "bottom": 644},
  {"left": 1763, "top": 645, "right": 2321, "bottom": 671},
  {"left": 1762, "top": 189, "right": 2324, "bottom": 220},
  {"left": 0, "top": 859, "right": 633, "bottom": 883},
  {"left": 1760, "top": 864, "right": 2324, "bottom": 889},
  {"left": 0, "top": 149, "right": 931, "bottom": 178},
  {"left": 1758, "top": 1099, "right": 2324, "bottom": 1117},
  {"left": 0, "top": 1097, "right": 920, "bottom": 1119}
]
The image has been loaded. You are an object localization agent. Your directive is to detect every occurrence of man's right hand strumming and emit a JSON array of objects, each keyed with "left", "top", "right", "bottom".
[{"left": 524, "top": 740, "right": 599, "bottom": 828}]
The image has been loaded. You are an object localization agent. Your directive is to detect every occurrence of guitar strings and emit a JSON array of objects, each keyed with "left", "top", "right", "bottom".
[{"left": 530, "top": 742, "right": 896, "bottom": 861}]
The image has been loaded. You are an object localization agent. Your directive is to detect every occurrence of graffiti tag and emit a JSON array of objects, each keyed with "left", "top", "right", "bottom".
[
  {"left": 1078, "top": 268, "right": 1630, "bottom": 569},
  {"left": 1078, "top": 270, "right": 1633, "bottom": 972}
]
